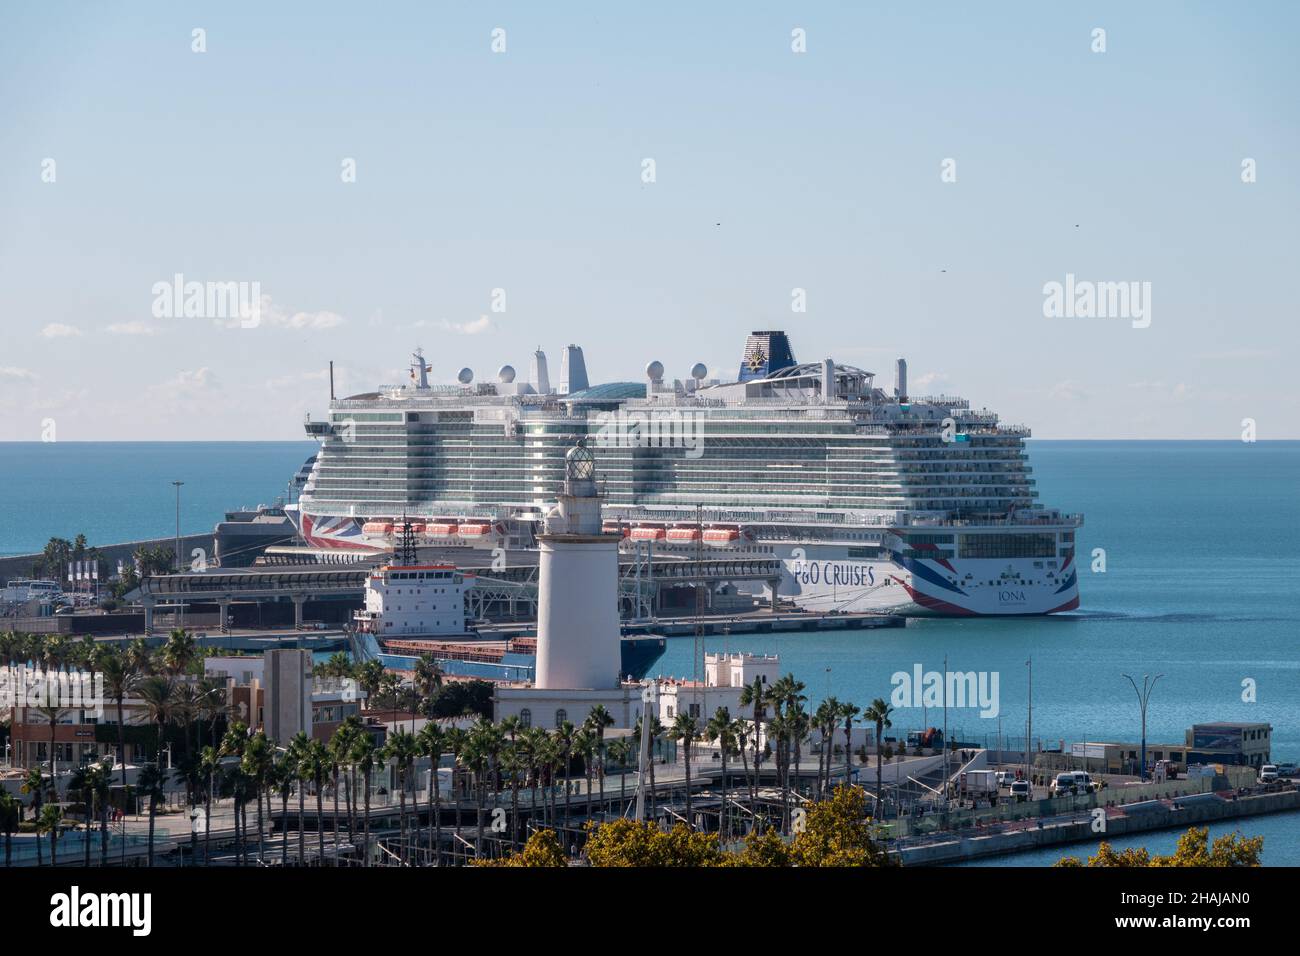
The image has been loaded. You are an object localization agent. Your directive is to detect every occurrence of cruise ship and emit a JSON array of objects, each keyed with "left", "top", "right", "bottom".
[{"left": 286, "top": 331, "right": 1082, "bottom": 616}]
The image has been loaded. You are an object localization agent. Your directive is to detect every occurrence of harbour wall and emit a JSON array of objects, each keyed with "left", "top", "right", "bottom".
[
  {"left": 0, "top": 533, "right": 214, "bottom": 585},
  {"left": 898, "top": 789, "right": 1300, "bottom": 865}
]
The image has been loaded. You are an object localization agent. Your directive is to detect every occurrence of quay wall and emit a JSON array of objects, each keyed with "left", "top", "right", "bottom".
[
  {"left": 0, "top": 533, "right": 214, "bottom": 584},
  {"left": 898, "top": 789, "right": 1300, "bottom": 865}
]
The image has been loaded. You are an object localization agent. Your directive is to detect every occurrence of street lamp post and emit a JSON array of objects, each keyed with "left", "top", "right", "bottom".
[
  {"left": 1122, "top": 673, "right": 1164, "bottom": 781},
  {"left": 171, "top": 480, "right": 184, "bottom": 572}
]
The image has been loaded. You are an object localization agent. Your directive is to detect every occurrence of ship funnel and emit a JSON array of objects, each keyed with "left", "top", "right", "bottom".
[
  {"left": 531, "top": 349, "right": 551, "bottom": 394},
  {"left": 559, "top": 344, "right": 589, "bottom": 395},
  {"left": 411, "top": 349, "right": 431, "bottom": 389},
  {"left": 822, "top": 357, "right": 836, "bottom": 403},
  {"left": 895, "top": 357, "right": 908, "bottom": 402}
]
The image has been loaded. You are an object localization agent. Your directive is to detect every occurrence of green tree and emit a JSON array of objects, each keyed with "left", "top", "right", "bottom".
[
  {"left": 0, "top": 791, "right": 19, "bottom": 867},
  {"left": 136, "top": 763, "right": 167, "bottom": 867},
  {"left": 383, "top": 729, "right": 420, "bottom": 862},
  {"left": 789, "top": 784, "right": 894, "bottom": 867},
  {"left": 37, "top": 803, "right": 63, "bottom": 866},
  {"left": 416, "top": 722, "right": 447, "bottom": 863},
  {"left": 668, "top": 712, "right": 699, "bottom": 830},
  {"left": 861, "top": 698, "right": 893, "bottom": 818},
  {"left": 1056, "top": 826, "right": 1263, "bottom": 868},
  {"left": 706, "top": 707, "right": 735, "bottom": 840}
]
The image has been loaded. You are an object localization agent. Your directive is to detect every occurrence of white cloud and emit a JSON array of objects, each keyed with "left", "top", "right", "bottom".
[
  {"left": 0, "top": 366, "right": 38, "bottom": 381},
  {"left": 41, "top": 323, "right": 82, "bottom": 338},
  {"left": 105, "top": 321, "right": 158, "bottom": 336},
  {"left": 149, "top": 367, "right": 217, "bottom": 397},
  {"left": 441, "top": 315, "right": 493, "bottom": 335},
  {"left": 214, "top": 294, "right": 347, "bottom": 330},
  {"left": 1048, "top": 379, "right": 1087, "bottom": 402},
  {"left": 911, "top": 371, "right": 949, "bottom": 391}
]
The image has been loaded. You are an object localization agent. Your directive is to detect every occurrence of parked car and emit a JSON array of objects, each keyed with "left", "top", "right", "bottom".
[
  {"left": 1050, "top": 772, "right": 1079, "bottom": 796},
  {"left": 1071, "top": 771, "right": 1098, "bottom": 793},
  {"left": 995, "top": 770, "right": 1019, "bottom": 788},
  {"left": 1259, "top": 765, "right": 1279, "bottom": 784},
  {"left": 1274, "top": 762, "right": 1297, "bottom": 778},
  {"left": 1010, "top": 780, "right": 1032, "bottom": 802}
]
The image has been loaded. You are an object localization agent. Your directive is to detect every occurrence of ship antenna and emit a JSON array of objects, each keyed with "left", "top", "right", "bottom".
[{"left": 398, "top": 513, "right": 417, "bottom": 566}]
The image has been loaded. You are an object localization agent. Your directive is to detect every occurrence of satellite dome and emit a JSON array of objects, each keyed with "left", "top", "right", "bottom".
[
  {"left": 646, "top": 360, "right": 665, "bottom": 381},
  {"left": 457, "top": 367, "right": 474, "bottom": 385},
  {"left": 498, "top": 364, "right": 516, "bottom": 383},
  {"left": 691, "top": 362, "right": 708, "bottom": 381}
]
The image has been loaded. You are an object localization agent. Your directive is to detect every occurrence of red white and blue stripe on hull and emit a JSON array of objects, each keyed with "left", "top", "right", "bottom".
[
  {"left": 297, "top": 513, "right": 378, "bottom": 551},
  {"left": 775, "top": 546, "right": 1080, "bottom": 616}
]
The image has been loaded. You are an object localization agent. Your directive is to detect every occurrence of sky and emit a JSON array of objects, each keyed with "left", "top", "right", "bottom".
[{"left": 0, "top": 1, "right": 1296, "bottom": 440}]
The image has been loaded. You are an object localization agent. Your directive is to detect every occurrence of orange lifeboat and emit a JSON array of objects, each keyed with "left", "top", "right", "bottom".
[
  {"left": 458, "top": 523, "right": 490, "bottom": 537},
  {"left": 425, "top": 522, "right": 456, "bottom": 538},
  {"left": 703, "top": 527, "right": 741, "bottom": 544},
  {"left": 362, "top": 521, "right": 394, "bottom": 535},
  {"left": 630, "top": 526, "right": 666, "bottom": 541},
  {"left": 666, "top": 527, "right": 700, "bottom": 542}
]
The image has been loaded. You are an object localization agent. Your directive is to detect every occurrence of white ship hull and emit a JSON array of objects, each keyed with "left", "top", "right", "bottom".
[
  {"left": 768, "top": 544, "right": 1080, "bottom": 616},
  {"left": 287, "top": 508, "right": 1080, "bottom": 616}
]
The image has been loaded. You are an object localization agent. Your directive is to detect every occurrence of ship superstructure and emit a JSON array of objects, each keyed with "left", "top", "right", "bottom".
[{"left": 289, "top": 334, "right": 1082, "bottom": 616}]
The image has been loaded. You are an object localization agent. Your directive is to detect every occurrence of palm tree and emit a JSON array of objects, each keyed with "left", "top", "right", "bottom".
[
  {"left": 220, "top": 722, "right": 250, "bottom": 864},
  {"left": 21, "top": 766, "right": 47, "bottom": 864},
  {"left": 444, "top": 725, "right": 467, "bottom": 808},
  {"left": 318, "top": 651, "right": 354, "bottom": 679},
  {"left": 329, "top": 720, "right": 360, "bottom": 861},
  {"left": 517, "top": 727, "right": 545, "bottom": 828},
  {"left": 555, "top": 720, "right": 576, "bottom": 824},
  {"left": 383, "top": 729, "right": 419, "bottom": 863},
  {"left": 668, "top": 711, "right": 699, "bottom": 830},
  {"left": 37, "top": 803, "right": 63, "bottom": 866},
  {"left": 136, "top": 763, "right": 167, "bottom": 866},
  {"left": 35, "top": 705, "right": 68, "bottom": 783},
  {"left": 573, "top": 726, "right": 596, "bottom": 816},
  {"left": 124, "top": 637, "right": 154, "bottom": 677},
  {"left": 738, "top": 677, "right": 768, "bottom": 804},
  {"left": 199, "top": 745, "right": 221, "bottom": 864},
  {"left": 350, "top": 732, "right": 375, "bottom": 867},
  {"left": 498, "top": 715, "right": 523, "bottom": 846},
  {"left": 416, "top": 722, "right": 446, "bottom": 864},
  {"left": 765, "top": 710, "right": 795, "bottom": 833},
  {"left": 586, "top": 704, "right": 615, "bottom": 816},
  {"left": 0, "top": 791, "right": 19, "bottom": 867},
  {"left": 68, "top": 762, "right": 96, "bottom": 867},
  {"left": 731, "top": 717, "right": 752, "bottom": 828},
  {"left": 814, "top": 697, "right": 841, "bottom": 797},
  {"left": 413, "top": 653, "right": 443, "bottom": 702},
  {"left": 96, "top": 646, "right": 138, "bottom": 788},
  {"left": 706, "top": 707, "right": 734, "bottom": 840},
  {"left": 630, "top": 714, "right": 664, "bottom": 821},
  {"left": 288, "top": 731, "right": 311, "bottom": 863},
  {"left": 161, "top": 628, "right": 197, "bottom": 676},
  {"left": 136, "top": 675, "right": 179, "bottom": 764},
  {"left": 606, "top": 738, "right": 630, "bottom": 812},
  {"left": 272, "top": 749, "right": 296, "bottom": 867},
  {"left": 242, "top": 731, "right": 274, "bottom": 865},
  {"left": 862, "top": 698, "right": 893, "bottom": 817},
  {"left": 839, "top": 701, "right": 861, "bottom": 793},
  {"left": 304, "top": 740, "right": 329, "bottom": 862}
]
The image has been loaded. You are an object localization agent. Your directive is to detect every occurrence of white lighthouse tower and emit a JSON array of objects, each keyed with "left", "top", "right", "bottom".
[{"left": 534, "top": 443, "right": 622, "bottom": 690}]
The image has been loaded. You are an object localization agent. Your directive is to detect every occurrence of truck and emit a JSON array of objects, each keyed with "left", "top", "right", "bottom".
[{"left": 958, "top": 770, "right": 999, "bottom": 807}]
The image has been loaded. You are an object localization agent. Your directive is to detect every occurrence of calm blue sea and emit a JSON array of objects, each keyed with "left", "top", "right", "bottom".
[
  {"left": 2, "top": 439, "right": 1298, "bottom": 862},
  {"left": 0, "top": 441, "right": 317, "bottom": 556}
]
